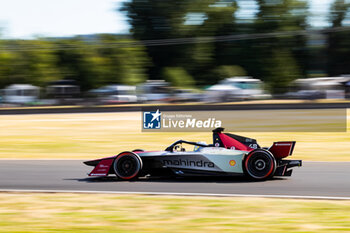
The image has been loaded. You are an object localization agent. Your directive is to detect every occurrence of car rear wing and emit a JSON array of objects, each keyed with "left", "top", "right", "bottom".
[{"left": 269, "top": 141, "right": 296, "bottom": 159}]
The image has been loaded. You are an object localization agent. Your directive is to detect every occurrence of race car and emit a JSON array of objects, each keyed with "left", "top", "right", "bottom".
[{"left": 84, "top": 128, "right": 302, "bottom": 180}]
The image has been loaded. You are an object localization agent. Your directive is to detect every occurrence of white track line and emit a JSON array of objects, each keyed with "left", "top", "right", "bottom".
[{"left": 0, "top": 189, "right": 350, "bottom": 200}]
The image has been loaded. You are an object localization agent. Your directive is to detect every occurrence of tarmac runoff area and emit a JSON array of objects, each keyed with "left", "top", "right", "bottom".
[{"left": 0, "top": 160, "right": 349, "bottom": 200}]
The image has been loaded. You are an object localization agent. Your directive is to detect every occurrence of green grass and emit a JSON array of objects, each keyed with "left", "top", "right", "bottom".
[
  {"left": 0, "top": 111, "right": 349, "bottom": 161},
  {"left": 0, "top": 193, "right": 349, "bottom": 232}
]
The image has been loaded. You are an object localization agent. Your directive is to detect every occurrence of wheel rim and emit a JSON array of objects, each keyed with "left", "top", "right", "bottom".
[
  {"left": 254, "top": 159, "right": 266, "bottom": 171},
  {"left": 114, "top": 154, "right": 141, "bottom": 179},
  {"left": 245, "top": 151, "right": 274, "bottom": 179}
]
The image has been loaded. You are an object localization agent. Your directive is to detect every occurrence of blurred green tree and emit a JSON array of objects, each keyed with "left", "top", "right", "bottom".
[
  {"left": 123, "top": 0, "right": 309, "bottom": 93},
  {"left": 0, "top": 51, "right": 16, "bottom": 88},
  {"left": 53, "top": 38, "right": 99, "bottom": 91},
  {"left": 0, "top": 40, "right": 61, "bottom": 88},
  {"left": 94, "top": 34, "right": 150, "bottom": 86},
  {"left": 53, "top": 36, "right": 150, "bottom": 91},
  {"left": 122, "top": 0, "right": 243, "bottom": 85},
  {"left": 0, "top": 36, "right": 150, "bottom": 91},
  {"left": 327, "top": 0, "right": 350, "bottom": 76},
  {"left": 262, "top": 49, "right": 301, "bottom": 93},
  {"left": 186, "top": 1, "right": 241, "bottom": 85},
  {"left": 162, "top": 67, "right": 195, "bottom": 88},
  {"left": 253, "top": 0, "right": 308, "bottom": 93},
  {"left": 122, "top": 0, "right": 196, "bottom": 79},
  {"left": 212, "top": 65, "right": 247, "bottom": 80}
]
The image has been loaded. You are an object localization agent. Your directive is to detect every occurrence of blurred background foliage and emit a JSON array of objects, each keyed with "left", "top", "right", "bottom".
[
  {"left": 162, "top": 67, "right": 195, "bottom": 88},
  {"left": 0, "top": 0, "right": 350, "bottom": 93}
]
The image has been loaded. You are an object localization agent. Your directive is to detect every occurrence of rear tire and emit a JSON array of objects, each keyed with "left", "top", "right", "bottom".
[
  {"left": 113, "top": 152, "right": 142, "bottom": 180},
  {"left": 244, "top": 149, "right": 276, "bottom": 180}
]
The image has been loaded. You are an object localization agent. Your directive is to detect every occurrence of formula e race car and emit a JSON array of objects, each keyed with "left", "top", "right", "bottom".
[{"left": 84, "top": 128, "right": 302, "bottom": 180}]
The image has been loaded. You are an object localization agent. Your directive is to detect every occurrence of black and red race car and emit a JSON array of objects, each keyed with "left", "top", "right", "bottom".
[{"left": 84, "top": 128, "right": 302, "bottom": 180}]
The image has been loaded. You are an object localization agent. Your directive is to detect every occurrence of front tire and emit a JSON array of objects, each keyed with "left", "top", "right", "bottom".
[
  {"left": 244, "top": 149, "right": 276, "bottom": 180},
  {"left": 113, "top": 152, "right": 142, "bottom": 180}
]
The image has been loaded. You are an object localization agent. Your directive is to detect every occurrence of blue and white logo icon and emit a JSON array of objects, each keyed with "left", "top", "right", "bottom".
[{"left": 143, "top": 109, "right": 162, "bottom": 129}]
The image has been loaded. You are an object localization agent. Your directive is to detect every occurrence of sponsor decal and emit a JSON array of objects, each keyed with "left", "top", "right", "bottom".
[
  {"left": 248, "top": 144, "right": 258, "bottom": 149},
  {"left": 162, "top": 159, "right": 214, "bottom": 168},
  {"left": 90, "top": 173, "right": 107, "bottom": 176},
  {"left": 275, "top": 143, "right": 292, "bottom": 146},
  {"left": 229, "top": 160, "right": 236, "bottom": 166},
  {"left": 96, "top": 169, "right": 107, "bottom": 172}
]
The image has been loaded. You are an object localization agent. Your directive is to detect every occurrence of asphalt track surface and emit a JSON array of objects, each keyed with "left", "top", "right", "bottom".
[{"left": 0, "top": 160, "right": 349, "bottom": 199}]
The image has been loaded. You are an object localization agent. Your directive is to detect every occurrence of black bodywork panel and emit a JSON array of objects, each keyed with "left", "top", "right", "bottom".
[
  {"left": 212, "top": 127, "right": 260, "bottom": 149},
  {"left": 274, "top": 159, "right": 302, "bottom": 176}
]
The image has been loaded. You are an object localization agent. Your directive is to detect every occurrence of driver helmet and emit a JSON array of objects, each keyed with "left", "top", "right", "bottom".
[{"left": 194, "top": 141, "right": 207, "bottom": 152}]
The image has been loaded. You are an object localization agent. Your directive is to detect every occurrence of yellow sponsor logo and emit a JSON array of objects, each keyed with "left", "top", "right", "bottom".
[{"left": 229, "top": 160, "right": 236, "bottom": 166}]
